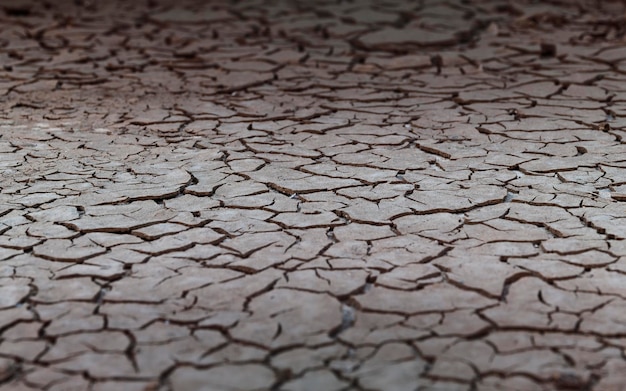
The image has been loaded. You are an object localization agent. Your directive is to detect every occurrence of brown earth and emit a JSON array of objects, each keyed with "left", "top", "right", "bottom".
[{"left": 1, "top": 0, "right": 626, "bottom": 390}]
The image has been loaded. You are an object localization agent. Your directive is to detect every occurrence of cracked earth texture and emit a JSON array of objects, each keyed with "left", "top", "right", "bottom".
[{"left": 3, "top": 0, "right": 626, "bottom": 390}]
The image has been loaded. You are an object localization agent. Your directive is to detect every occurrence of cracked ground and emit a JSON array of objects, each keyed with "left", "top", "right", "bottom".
[{"left": 3, "top": 0, "right": 626, "bottom": 390}]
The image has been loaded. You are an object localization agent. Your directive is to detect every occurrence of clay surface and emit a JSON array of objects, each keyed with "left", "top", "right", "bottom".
[{"left": 1, "top": 0, "right": 626, "bottom": 390}]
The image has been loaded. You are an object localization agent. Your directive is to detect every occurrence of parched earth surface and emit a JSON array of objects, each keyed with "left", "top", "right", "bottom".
[{"left": 3, "top": 0, "right": 626, "bottom": 390}]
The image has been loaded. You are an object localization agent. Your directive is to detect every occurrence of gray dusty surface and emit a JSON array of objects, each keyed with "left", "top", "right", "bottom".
[{"left": 1, "top": 0, "right": 626, "bottom": 390}]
